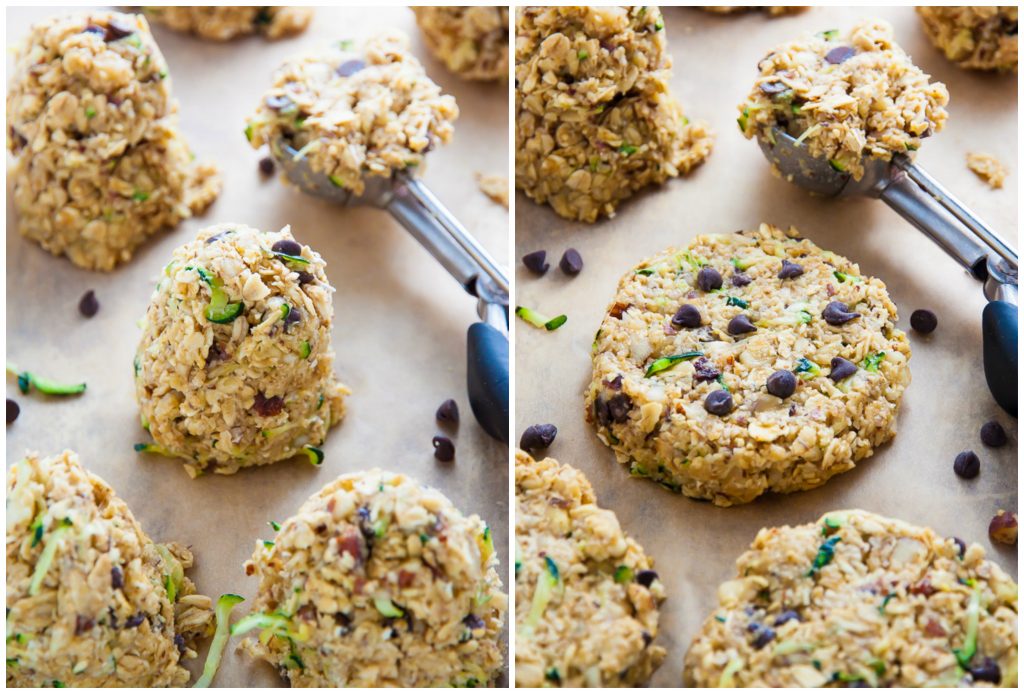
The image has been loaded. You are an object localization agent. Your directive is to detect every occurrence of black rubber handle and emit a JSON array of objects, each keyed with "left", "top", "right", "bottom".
[
  {"left": 982, "top": 300, "right": 1017, "bottom": 417},
  {"left": 467, "top": 322, "right": 509, "bottom": 442}
]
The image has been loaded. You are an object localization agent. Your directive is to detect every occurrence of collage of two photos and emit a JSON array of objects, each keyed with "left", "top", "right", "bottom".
[{"left": 4, "top": 2, "right": 1020, "bottom": 690}]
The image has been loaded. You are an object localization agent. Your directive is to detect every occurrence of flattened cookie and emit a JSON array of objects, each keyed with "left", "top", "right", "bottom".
[
  {"left": 515, "top": 451, "right": 666, "bottom": 687},
  {"left": 917, "top": 6, "right": 1018, "bottom": 73},
  {"left": 412, "top": 6, "right": 509, "bottom": 80},
  {"left": 586, "top": 223, "right": 911, "bottom": 506},
  {"left": 684, "top": 510, "right": 1019, "bottom": 687}
]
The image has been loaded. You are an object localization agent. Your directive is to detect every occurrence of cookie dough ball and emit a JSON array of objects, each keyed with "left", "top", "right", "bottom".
[
  {"left": 412, "top": 6, "right": 509, "bottom": 80},
  {"left": 586, "top": 223, "right": 911, "bottom": 506},
  {"left": 684, "top": 510, "right": 1019, "bottom": 687},
  {"left": 246, "top": 32, "right": 458, "bottom": 195},
  {"left": 236, "top": 469, "right": 507, "bottom": 687},
  {"left": 515, "top": 6, "right": 713, "bottom": 223},
  {"left": 140, "top": 6, "right": 313, "bottom": 41},
  {"left": 6, "top": 451, "right": 214, "bottom": 687},
  {"left": 917, "top": 6, "right": 1018, "bottom": 72},
  {"left": 515, "top": 451, "right": 666, "bottom": 687},
  {"left": 134, "top": 223, "right": 348, "bottom": 477},
  {"left": 6, "top": 11, "right": 220, "bottom": 270},
  {"left": 738, "top": 20, "right": 949, "bottom": 181},
  {"left": 703, "top": 6, "right": 806, "bottom": 16}
]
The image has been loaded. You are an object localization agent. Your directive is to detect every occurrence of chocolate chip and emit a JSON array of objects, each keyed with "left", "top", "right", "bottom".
[
  {"left": 766, "top": 370, "right": 797, "bottom": 398},
  {"left": 432, "top": 436, "right": 455, "bottom": 462},
  {"left": 825, "top": 46, "right": 856, "bottom": 64},
  {"left": 823, "top": 301, "right": 859, "bottom": 326},
  {"left": 671, "top": 304, "right": 702, "bottom": 329},
  {"left": 635, "top": 569, "right": 659, "bottom": 587},
  {"left": 111, "top": 565, "right": 124, "bottom": 589},
  {"left": 7, "top": 399, "right": 19, "bottom": 425},
  {"left": 253, "top": 392, "right": 285, "bottom": 417},
  {"left": 759, "top": 81, "right": 789, "bottom": 95},
  {"left": 78, "top": 290, "right": 99, "bottom": 318},
  {"left": 336, "top": 59, "right": 367, "bottom": 77},
  {"left": 980, "top": 420, "right": 1008, "bottom": 447},
  {"left": 731, "top": 272, "right": 752, "bottom": 287},
  {"left": 522, "top": 250, "right": 549, "bottom": 275},
  {"left": 296, "top": 271, "right": 315, "bottom": 285},
  {"left": 969, "top": 658, "right": 1001, "bottom": 684},
  {"left": 910, "top": 309, "right": 937, "bottom": 334},
  {"left": 559, "top": 248, "right": 583, "bottom": 276},
  {"left": 125, "top": 613, "right": 145, "bottom": 628},
  {"left": 436, "top": 399, "right": 459, "bottom": 424},
  {"left": 774, "top": 610, "right": 801, "bottom": 626},
  {"left": 953, "top": 450, "right": 980, "bottom": 479},
  {"left": 692, "top": 357, "right": 720, "bottom": 383},
  {"left": 271, "top": 239, "right": 303, "bottom": 256},
  {"left": 727, "top": 314, "right": 756, "bottom": 335},
  {"left": 259, "top": 156, "right": 275, "bottom": 176},
  {"left": 105, "top": 18, "right": 135, "bottom": 41},
  {"left": 696, "top": 266, "right": 723, "bottom": 292},
  {"left": 606, "top": 394, "right": 632, "bottom": 423},
  {"left": 520, "top": 423, "right": 557, "bottom": 452},
  {"left": 462, "top": 613, "right": 485, "bottom": 630},
  {"left": 777, "top": 260, "right": 804, "bottom": 279},
  {"left": 75, "top": 615, "right": 95, "bottom": 635},
  {"left": 751, "top": 626, "right": 775, "bottom": 649},
  {"left": 704, "top": 390, "right": 733, "bottom": 416},
  {"left": 829, "top": 357, "right": 857, "bottom": 382},
  {"left": 641, "top": 631, "right": 653, "bottom": 647},
  {"left": 952, "top": 537, "right": 966, "bottom": 559},
  {"left": 264, "top": 94, "right": 294, "bottom": 111},
  {"left": 281, "top": 306, "right": 301, "bottom": 328},
  {"left": 174, "top": 633, "right": 186, "bottom": 654},
  {"left": 83, "top": 24, "right": 106, "bottom": 36}
]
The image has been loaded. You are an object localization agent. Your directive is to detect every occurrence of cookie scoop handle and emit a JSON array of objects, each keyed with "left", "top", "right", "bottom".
[
  {"left": 467, "top": 320, "right": 509, "bottom": 442},
  {"left": 983, "top": 301, "right": 1017, "bottom": 417}
]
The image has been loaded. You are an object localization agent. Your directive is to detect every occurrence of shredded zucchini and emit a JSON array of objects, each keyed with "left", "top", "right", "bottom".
[{"left": 193, "top": 594, "right": 245, "bottom": 687}]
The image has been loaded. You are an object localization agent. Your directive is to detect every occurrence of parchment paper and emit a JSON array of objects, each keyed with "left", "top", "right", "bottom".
[
  {"left": 514, "top": 6, "right": 1017, "bottom": 687},
  {"left": 6, "top": 5, "right": 509, "bottom": 687}
]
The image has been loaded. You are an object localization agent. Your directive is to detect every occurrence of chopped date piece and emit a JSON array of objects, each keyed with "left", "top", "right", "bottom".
[
  {"left": 910, "top": 308, "right": 938, "bottom": 334},
  {"left": 432, "top": 435, "right": 455, "bottom": 462},
  {"left": 923, "top": 618, "right": 946, "bottom": 637},
  {"left": 296, "top": 270, "right": 316, "bottom": 285},
  {"left": 980, "top": 420, "right": 1008, "bottom": 447},
  {"left": 436, "top": 398, "right": 459, "bottom": 424},
  {"left": 697, "top": 266, "right": 723, "bottom": 292},
  {"left": 78, "top": 290, "right": 100, "bottom": 318},
  {"left": 908, "top": 579, "right": 936, "bottom": 597},
  {"left": 336, "top": 531, "right": 364, "bottom": 561},
  {"left": 105, "top": 18, "right": 135, "bottom": 41},
  {"left": 75, "top": 615, "right": 95, "bottom": 635},
  {"left": 953, "top": 450, "right": 980, "bottom": 479},
  {"left": 605, "top": 393, "right": 632, "bottom": 423},
  {"left": 692, "top": 357, "right": 720, "bottom": 383},
  {"left": 520, "top": 423, "right": 557, "bottom": 451},
  {"left": 559, "top": 248, "right": 584, "bottom": 276},
  {"left": 7, "top": 399, "right": 19, "bottom": 425},
  {"left": 253, "top": 392, "right": 285, "bottom": 417},
  {"left": 522, "top": 250, "right": 549, "bottom": 275}
]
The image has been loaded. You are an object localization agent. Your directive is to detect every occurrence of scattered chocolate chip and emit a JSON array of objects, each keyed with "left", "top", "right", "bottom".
[
  {"left": 910, "top": 309, "right": 938, "bottom": 334},
  {"left": 520, "top": 423, "right": 557, "bottom": 452},
  {"left": 462, "top": 614, "right": 485, "bottom": 630},
  {"left": 671, "top": 304, "right": 702, "bottom": 329},
  {"left": 759, "top": 81, "right": 789, "bottom": 95},
  {"left": 78, "top": 290, "right": 99, "bottom": 318},
  {"left": 727, "top": 314, "right": 756, "bottom": 336},
  {"left": 75, "top": 615, "right": 95, "bottom": 635},
  {"left": 125, "top": 613, "right": 145, "bottom": 628},
  {"left": 825, "top": 45, "right": 856, "bottom": 64},
  {"left": 436, "top": 399, "right": 459, "bottom": 424},
  {"left": 829, "top": 357, "right": 857, "bottom": 382},
  {"left": 777, "top": 260, "right": 804, "bottom": 279},
  {"left": 606, "top": 394, "right": 632, "bottom": 423},
  {"left": 952, "top": 537, "right": 966, "bottom": 559},
  {"left": 697, "top": 266, "right": 723, "bottom": 292},
  {"left": 692, "top": 357, "right": 720, "bottom": 383},
  {"left": 636, "top": 569, "right": 659, "bottom": 587},
  {"left": 766, "top": 370, "right": 797, "bottom": 398},
  {"left": 271, "top": 239, "right": 303, "bottom": 256},
  {"left": 7, "top": 399, "right": 19, "bottom": 425},
  {"left": 336, "top": 59, "right": 367, "bottom": 77},
  {"left": 253, "top": 392, "right": 285, "bottom": 417},
  {"left": 264, "top": 94, "right": 293, "bottom": 111},
  {"left": 296, "top": 271, "right": 315, "bottom": 285},
  {"left": 559, "top": 248, "right": 583, "bottom": 276},
  {"left": 283, "top": 306, "right": 302, "bottom": 328},
  {"left": 105, "top": 18, "right": 135, "bottom": 41},
  {"left": 432, "top": 436, "right": 455, "bottom": 462},
  {"left": 751, "top": 626, "right": 776, "bottom": 649},
  {"left": 111, "top": 565, "right": 124, "bottom": 589},
  {"left": 980, "top": 420, "right": 1008, "bottom": 448},
  {"left": 823, "top": 301, "right": 859, "bottom": 326},
  {"left": 773, "top": 610, "right": 800, "bottom": 626},
  {"left": 731, "top": 272, "right": 752, "bottom": 287},
  {"left": 989, "top": 510, "right": 1017, "bottom": 545},
  {"left": 969, "top": 658, "right": 1001, "bottom": 684},
  {"left": 522, "top": 250, "right": 549, "bottom": 275},
  {"left": 953, "top": 450, "right": 981, "bottom": 479},
  {"left": 259, "top": 156, "right": 276, "bottom": 176},
  {"left": 704, "top": 389, "right": 733, "bottom": 416}
]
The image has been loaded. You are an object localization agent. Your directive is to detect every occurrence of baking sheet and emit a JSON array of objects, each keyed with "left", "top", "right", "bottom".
[
  {"left": 5, "top": 5, "right": 509, "bottom": 687},
  {"left": 513, "top": 6, "right": 1017, "bottom": 687}
]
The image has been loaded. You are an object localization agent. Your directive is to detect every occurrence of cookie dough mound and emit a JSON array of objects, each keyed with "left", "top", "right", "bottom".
[
  {"left": 586, "top": 223, "right": 911, "bottom": 506},
  {"left": 515, "top": 451, "right": 666, "bottom": 687},
  {"left": 6, "top": 451, "right": 214, "bottom": 687},
  {"left": 134, "top": 223, "right": 348, "bottom": 477},
  {"left": 6, "top": 11, "right": 220, "bottom": 270},
  {"left": 684, "top": 510, "right": 1019, "bottom": 687},
  {"left": 413, "top": 6, "right": 509, "bottom": 81},
  {"left": 738, "top": 20, "right": 949, "bottom": 181},
  {"left": 703, "top": 7, "right": 807, "bottom": 16},
  {"left": 917, "top": 6, "right": 1018, "bottom": 72},
  {"left": 246, "top": 32, "right": 458, "bottom": 195},
  {"left": 141, "top": 6, "right": 313, "bottom": 41},
  {"left": 237, "top": 469, "right": 506, "bottom": 687},
  {"left": 515, "top": 5, "right": 714, "bottom": 223},
  {"left": 967, "top": 152, "right": 1009, "bottom": 189}
]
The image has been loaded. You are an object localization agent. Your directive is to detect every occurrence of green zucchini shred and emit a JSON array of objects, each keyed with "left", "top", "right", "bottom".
[
  {"left": 28, "top": 518, "right": 73, "bottom": 596},
  {"left": 645, "top": 351, "right": 703, "bottom": 377},
  {"left": 193, "top": 593, "right": 245, "bottom": 688},
  {"left": 515, "top": 306, "right": 567, "bottom": 331},
  {"left": 613, "top": 565, "right": 633, "bottom": 583},
  {"left": 300, "top": 341, "right": 311, "bottom": 359},
  {"left": 302, "top": 445, "right": 324, "bottom": 466},
  {"left": 807, "top": 536, "right": 841, "bottom": 576},
  {"left": 953, "top": 588, "right": 981, "bottom": 669},
  {"left": 7, "top": 364, "right": 86, "bottom": 396},
  {"left": 794, "top": 357, "right": 821, "bottom": 379},
  {"left": 860, "top": 352, "right": 885, "bottom": 372},
  {"left": 374, "top": 596, "right": 404, "bottom": 618}
]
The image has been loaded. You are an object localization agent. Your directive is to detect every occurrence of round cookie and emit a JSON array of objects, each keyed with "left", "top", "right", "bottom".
[
  {"left": 246, "top": 31, "right": 458, "bottom": 195},
  {"left": 6, "top": 450, "right": 213, "bottom": 687},
  {"left": 684, "top": 510, "right": 1019, "bottom": 687},
  {"left": 140, "top": 6, "right": 312, "bottom": 41},
  {"left": 412, "top": 6, "right": 509, "bottom": 81},
  {"left": 737, "top": 19, "right": 949, "bottom": 181},
  {"left": 586, "top": 223, "right": 911, "bottom": 506},
  {"left": 515, "top": 5, "right": 713, "bottom": 223},
  {"left": 515, "top": 450, "right": 666, "bottom": 687},
  {"left": 917, "top": 6, "right": 1018, "bottom": 73},
  {"left": 134, "top": 223, "right": 348, "bottom": 477},
  {"left": 235, "top": 468, "right": 506, "bottom": 687}
]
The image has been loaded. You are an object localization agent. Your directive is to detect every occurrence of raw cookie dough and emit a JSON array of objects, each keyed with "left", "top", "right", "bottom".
[
  {"left": 917, "top": 6, "right": 1018, "bottom": 73},
  {"left": 477, "top": 173, "right": 510, "bottom": 208},
  {"left": 515, "top": 451, "right": 666, "bottom": 687},
  {"left": 246, "top": 31, "right": 458, "bottom": 195},
  {"left": 703, "top": 7, "right": 807, "bottom": 17},
  {"left": 140, "top": 6, "right": 313, "bottom": 41},
  {"left": 515, "top": 5, "right": 714, "bottom": 223},
  {"left": 236, "top": 468, "right": 506, "bottom": 687},
  {"left": 134, "top": 223, "right": 348, "bottom": 477},
  {"left": 6, "top": 450, "right": 214, "bottom": 687},
  {"left": 967, "top": 152, "right": 1009, "bottom": 189},
  {"left": 412, "top": 6, "right": 509, "bottom": 81},
  {"left": 738, "top": 20, "right": 949, "bottom": 181},
  {"left": 6, "top": 11, "right": 219, "bottom": 271},
  {"left": 586, "top": 223, "right": 911, "bottom": 506},
  {"left": 684, "top": 510, "right": 1019, "bottom": 687}
]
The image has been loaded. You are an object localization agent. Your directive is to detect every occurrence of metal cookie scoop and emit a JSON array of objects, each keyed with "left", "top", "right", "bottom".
[
  {"left": 273, "top": 141, "right": 510, "bottom": 441},
  {"left": 759, "top": 129, "right": 1018, "bottom": 415}
]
